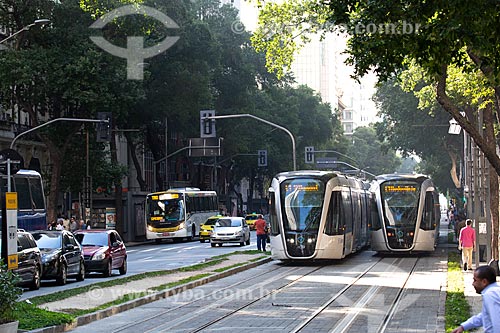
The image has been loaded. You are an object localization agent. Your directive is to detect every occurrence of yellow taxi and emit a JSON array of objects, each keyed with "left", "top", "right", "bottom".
[
  {"left": 244, "top": 213, "right": 260, "bottom": 230},
  {"left": 199, "top": 215, "right": 223, "bottom": 242}
]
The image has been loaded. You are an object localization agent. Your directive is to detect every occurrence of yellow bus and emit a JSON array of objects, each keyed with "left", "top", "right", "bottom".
[{"left": 145, "top": 188, "right": 218, "bottom": 242}]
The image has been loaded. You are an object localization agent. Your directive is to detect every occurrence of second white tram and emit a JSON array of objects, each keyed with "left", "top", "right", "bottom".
[
  {"left": 370, "top": 174, "right": 440, "bottom": 253},
  {"left": 268, "top": 170, "right": 374, "bottom": 260}
]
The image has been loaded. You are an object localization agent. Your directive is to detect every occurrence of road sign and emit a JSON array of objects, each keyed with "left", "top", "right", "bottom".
[
  {"left": 258, "top": 150, "right": 267, "bottom": 167},
  {"left": 6, "top": 192, "right": 18, "bottom": 270},
  {"left": 305, "top": 146, "right": 314, "bottom": 164},
  {"left": 200, "top": 110, "right": 216, "bottom": 138},
  {"left": 188, "top": 138, "right": 223, "bottom": 157},
  {"left": 97, "top": 112, "right": 112, "bottom": 142}
]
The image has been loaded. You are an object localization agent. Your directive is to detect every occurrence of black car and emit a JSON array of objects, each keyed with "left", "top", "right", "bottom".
[
  {"left": 31, "top": 230, "right": 85, "bottom": 285},
  {"left": 15, "top": 230, "right": 42, "bottom": 290}
]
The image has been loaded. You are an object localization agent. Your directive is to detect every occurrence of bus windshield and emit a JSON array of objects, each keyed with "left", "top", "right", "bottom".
[
  {"left": 381, "top": 180, "right": 420, "bottom": 227},
  {"left": 280, "top": 178, "right": 324, "bottom": 232},
  {"left": 148, "top": 194, "right": 185, "bottom": 222}
]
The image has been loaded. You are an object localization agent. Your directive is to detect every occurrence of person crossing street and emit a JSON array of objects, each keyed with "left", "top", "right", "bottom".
[{"left": 254, "top": 214, "right": 267, "bottom": 252}]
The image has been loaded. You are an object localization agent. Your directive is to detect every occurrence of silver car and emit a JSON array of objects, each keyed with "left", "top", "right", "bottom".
[{"left": 210, "top": 217, "right": 251, "bottom": 247}]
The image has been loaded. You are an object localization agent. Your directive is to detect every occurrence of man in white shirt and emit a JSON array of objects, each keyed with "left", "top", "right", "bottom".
[{"left": 452, "top": 265, "right": 500, "bottom": 333}]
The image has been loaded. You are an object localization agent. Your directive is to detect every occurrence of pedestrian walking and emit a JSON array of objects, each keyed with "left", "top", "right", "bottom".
[
  {"left": 55, "top": 218, "right": 64, "bottom": 231},
  {"left": 69, "top": 217, "right": 78, "bottom": 232},
  {"left": 451, "top": 265, "right": 500, "bottom": 333},
  {"left": 254, "top": 214, "right": 267, "bottom": 251},
  {"left": 459, "top": 219, "right": 476, "bottom": 271}
]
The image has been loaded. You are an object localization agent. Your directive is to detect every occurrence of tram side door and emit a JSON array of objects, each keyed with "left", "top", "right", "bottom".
[{"left": 342, "top": 189, "right": 354, "bottom": 255}]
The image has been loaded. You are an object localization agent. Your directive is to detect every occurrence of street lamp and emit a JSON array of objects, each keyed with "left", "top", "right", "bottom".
[{"left": 0, "top": 19, "right": 50, "bottom": 47}]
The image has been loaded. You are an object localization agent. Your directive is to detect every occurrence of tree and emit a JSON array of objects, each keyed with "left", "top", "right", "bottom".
[
  {"left": 374, "top": 77, "right": 461, "bottom": 193},
  {"left": 251, "top": 0, "right": 500, "bottom": 263},
  {"left": 346, "top": 126, "right": 401, "bottom": 176},
  {"left": 0, "top": 0, "right": 143, "bottom": 223}
]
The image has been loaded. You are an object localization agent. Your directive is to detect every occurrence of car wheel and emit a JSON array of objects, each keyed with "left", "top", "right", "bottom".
[
  {"left": 240, "top": 241, "right": 244, "bottom": 246},
  {"left": 29, "top": 265, "right": 41, "bottom": 290},
  {"left": 246, "top": 236, "right": 251, "bottom": 246},
  {"left": 200, "top": 239, "right": 205, "bottom": 243},
  {"left": 57, "top": 264, "right": 67, "bottom": 285},
  {"left": 119, "top": 258, "right": 127, "bottom": 275},
  {"left": 211, "top": 243, "right": 216, "bottom": 247},
  {"left": 103, "top": 259, "right": 112, "bottom": 277},
  {"left": 76, "top": 261, "right": 85, "bottom": 281}
]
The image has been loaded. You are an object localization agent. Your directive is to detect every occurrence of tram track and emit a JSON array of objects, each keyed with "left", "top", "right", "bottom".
[
  {"left": 94, "top": 253, "right": 429, "bottom": 333},
  {"left": 112, "top": 263, "right": 317, "bottom": 333}
]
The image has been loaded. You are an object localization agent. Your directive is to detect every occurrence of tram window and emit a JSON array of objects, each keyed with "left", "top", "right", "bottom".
[
  {"left": 269, "top": 193, "right": 280, "bottom": 235},
  {"left": 421, "top": 192, "right": 435, "bottom": 230},
  {"left": 30, "top": 177, "right": 45, "bottom": 209},
  {"left": 342, "top": 190, "right": 353, "bottom": 233},
  {"left": 325, "top": 191, "right": 342, "bottom": 235},
  {"left": 14, "top": 177, "right": 31, "bottom": 210},
  {"left": 370, "top": 197, "right": 381, "bottom": 230}
]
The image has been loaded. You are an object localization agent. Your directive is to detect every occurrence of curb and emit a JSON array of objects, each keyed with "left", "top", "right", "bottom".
[{"left": 26, "top": 256, "right": 273, "bottom": 333}]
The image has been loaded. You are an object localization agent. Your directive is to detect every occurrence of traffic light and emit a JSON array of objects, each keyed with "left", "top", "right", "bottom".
[
  {"left": 258, "top": 150, "right": 267, "bottom": 167},
  {"left": 200, "top": 110, "right": 216, "bottom": 138},
  {"left": 96, "top": 112, "right": 112, "bottom": 142}
]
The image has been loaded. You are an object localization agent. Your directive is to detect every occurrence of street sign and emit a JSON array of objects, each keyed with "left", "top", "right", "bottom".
[
  {"left": 97, "top": 112, "right": 112, "bottom": 142},
  {"left": 305, "top": 146, "right": 314, "bottom": 164},
  {"left": 188, "top": 138, "right": 223, "bottom": 157},
  {"left": 6, "top": 192, "right": 18, "bottom": 270},
  {"left": 258, "top": 150, "right": 267, "bottom": 167},
  {"left": 200, "top": 110, "right": 216, "bottom": 138}
]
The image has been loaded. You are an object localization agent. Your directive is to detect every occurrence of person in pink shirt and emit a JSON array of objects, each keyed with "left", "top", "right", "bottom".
[{"left": 459, "top": 219, "right": 476, "bottom": 271}]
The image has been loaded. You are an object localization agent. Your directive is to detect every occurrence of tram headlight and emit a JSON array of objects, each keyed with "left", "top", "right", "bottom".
[
  {"left": 408, "top": 232, "right": 414, "bottom": 237},
  {"left": 287, "top": 238, "right": 295, "bottom": 244},
  {"left": 387, "top": 232, "right": 394, "bottom": 237},
  {"left": 307, "top": 238, "right": 314, "bottom": 244}
]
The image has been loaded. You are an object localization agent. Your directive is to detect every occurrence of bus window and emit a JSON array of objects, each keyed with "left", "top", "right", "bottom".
[
  {"left": 14, "top": 177, "right": 31, "bottom": 210},
  {"left": 29, "top": 177, "right": 45, "bottom": 209}
]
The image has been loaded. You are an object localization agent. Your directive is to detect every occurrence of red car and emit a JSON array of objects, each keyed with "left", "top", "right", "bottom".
[{"left": 74, "top": 229, "right": 127, "bottom": 277}]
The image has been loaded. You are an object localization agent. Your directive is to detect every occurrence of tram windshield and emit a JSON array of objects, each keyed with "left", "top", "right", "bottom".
[
  {"left": 381, "top": 180, "right": 420, "bottom": 227},
  {"left": 280, "top": 178, "right": 325, "bottom": 232}
]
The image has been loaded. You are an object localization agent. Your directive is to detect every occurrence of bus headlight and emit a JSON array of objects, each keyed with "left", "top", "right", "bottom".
[{"left": 179, "top": 222, "right": 185, "bottom": 229}]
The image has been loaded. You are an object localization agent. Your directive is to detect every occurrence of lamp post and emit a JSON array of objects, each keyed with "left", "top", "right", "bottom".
[{"left": 0, "top": 19, "right": 50, "bottom": 48}]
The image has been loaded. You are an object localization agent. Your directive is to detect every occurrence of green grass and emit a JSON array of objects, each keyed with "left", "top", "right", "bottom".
[
  {"left": 213, "top": 262, "right": 245, "bottom": 272},
  {"left": 445, "top": 251, "right": 471, "bottom": 332},
  {"left": 16, "top": 300, "right": 74, "bottom": 331}
]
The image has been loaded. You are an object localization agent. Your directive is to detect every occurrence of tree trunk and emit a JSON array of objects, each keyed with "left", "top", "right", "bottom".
[
  {"left": 46, "top": 148, "right": 62, "bottom": 225},
  {"left": 110, "top": 132, "right": 124, "bottom": 236},
  {"left": 484, "top": 103, "right": 500, "bottom": 260},
  {"left": 436, "top": 67, "right": 500, "bottom": 177},
  {"left": 125, "top": 132, "right": 147, "bottom": 191},
  {"left": 446, "top": 149, "right": 461, "bottom": 188}
]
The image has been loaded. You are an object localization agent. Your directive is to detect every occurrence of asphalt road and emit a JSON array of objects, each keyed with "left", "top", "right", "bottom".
[{"left": 21, "top": 231, "right": 260, "bottom": 300}]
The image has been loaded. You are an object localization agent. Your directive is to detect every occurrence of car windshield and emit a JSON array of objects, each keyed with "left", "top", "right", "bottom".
[
  {"left": 204, "top": 218, "right": 219, "bottom": 226},
  {"left": 33, "top": 233, "right": 62, "bottom": 249},
  {"left": 217, "top": 219, "right": 242, "bottom": 227},
  {"left": 75, "top": 233, "right": 109, "bottom": 247}
]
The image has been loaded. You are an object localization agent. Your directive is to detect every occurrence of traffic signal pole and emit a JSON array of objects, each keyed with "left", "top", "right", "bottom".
[{"left": 206, "top": 114, "right": 296, "bottom": 171}]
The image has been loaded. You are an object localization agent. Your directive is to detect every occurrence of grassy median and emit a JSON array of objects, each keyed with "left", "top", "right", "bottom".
[
  {"left": 16, "top": 250, "right": 269, "bottom": 330},
  {"left": 445, "top": 249, "right": 471, "bottom": 332}
]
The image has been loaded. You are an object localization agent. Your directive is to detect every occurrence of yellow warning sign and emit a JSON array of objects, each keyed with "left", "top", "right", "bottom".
[
  {"left": 6, "top": 192, "right": 17, "bottom": 210},
  {"left": 7, "top": 254, "right": 18, "bottom": 270}
]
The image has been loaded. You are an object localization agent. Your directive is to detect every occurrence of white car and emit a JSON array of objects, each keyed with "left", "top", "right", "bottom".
[{"left": 210, "top": 217, "right": 251, "bottom": 247}]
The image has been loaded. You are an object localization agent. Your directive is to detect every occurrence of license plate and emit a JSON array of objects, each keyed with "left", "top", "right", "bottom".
[{"left": 162, "top": 232, "right": 171, "bottom": 236}]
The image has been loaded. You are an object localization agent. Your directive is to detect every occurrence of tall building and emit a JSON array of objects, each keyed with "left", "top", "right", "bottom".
[{"left": 231, "top": 0, "right": 380, "bottom": 134}]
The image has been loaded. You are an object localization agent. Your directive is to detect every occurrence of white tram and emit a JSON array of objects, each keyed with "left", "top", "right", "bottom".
[
  {"left": 268, "top": 170, "right": 373, "bottom": 260},
  {"left": 370, "top": 174, "right": 440, "bottom": 253}
]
